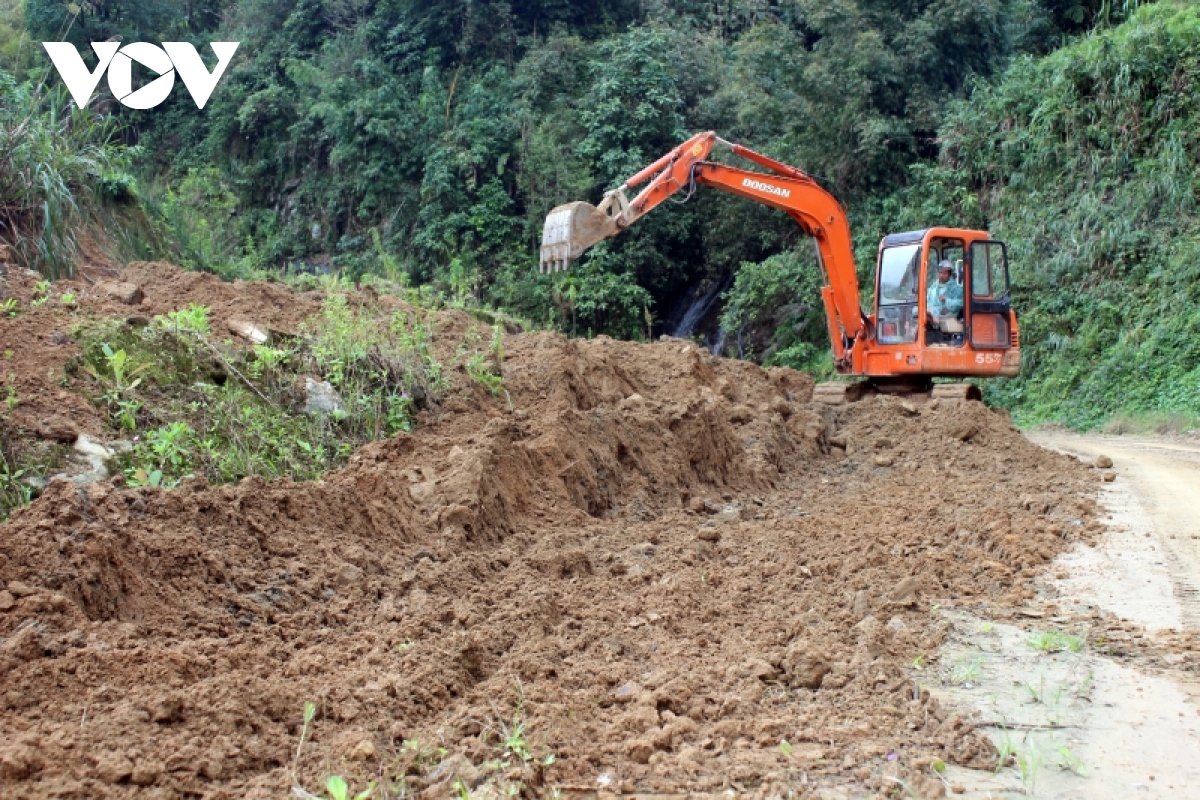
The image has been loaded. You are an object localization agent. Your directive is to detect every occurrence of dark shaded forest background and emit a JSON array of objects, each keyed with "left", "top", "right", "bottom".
[{"left": 2, "top": 0, "right": 1198, "bottom": 427}]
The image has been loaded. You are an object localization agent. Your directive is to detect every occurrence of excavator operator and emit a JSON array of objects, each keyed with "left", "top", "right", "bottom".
[{"left": 926, "top": 260, "right": 963, "bottom": 329}]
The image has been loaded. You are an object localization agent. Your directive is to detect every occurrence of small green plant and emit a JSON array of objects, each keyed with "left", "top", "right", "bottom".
[
  {"left": 324, "top": 775, "right": 374, "bottom": 800},
  {"left": 141, "top": 421, "right": 195, "bottom": 483},
  {"left": 1015, "top": 742, "right": 1044, "bottom": 791},
  {"left": 1073, "top": 669, "right": 1095, "bottom": 698},
  {"left": 292, "top": 702, "right": 317, "bottom": 784},
  {"left": 979, "top": 622, "right": 995, "bottom": 634},
  {"left": 129, "top": 467, "right": 164, "bottom": 488},
  {"left": 994, "top": 731, "right": 1016, "bottom": 774},
  {"left": 465, "top": 349, "right": 504, "bottom": 395},
  {"left": 1027, "top": 630, "right": 1084, "bottom": 654},
  {"left": 34, "top": 280, "right": 51, "bottom": 296},
  {"left": 60, "top": 291, "right": 76, "bottom": 305},
  {"left": 503, "top": 710, "right": 532, "bottom": 763},
  {"left": 288, "top": 701, "right": 374, "bottom": 800},
  {"left": 1055, "top": 745, "right": 1087, "bottom": 776},
  {"left": 949, "top": 655, "right": 984, "bottom": 686},
  {"left": 779, "top": 739, "right": 793, "bottom": 757},
  {"left": 456, "top": 323, "right": 506, "bottom": 397},
  {"left": 0, "top": 454, "right": 34, "bottom": 517},
  {"left": 158, "top": 304, "right": 211, "bottom": 336},
  {"left": 1, "top": 298, "right": 18, "bottom": 317},
  {"left": 4, "top": 381, "right": 17, "bottom": 411},
  {"left": 84, "top": 343, "right": 146, "bottom": 430}
]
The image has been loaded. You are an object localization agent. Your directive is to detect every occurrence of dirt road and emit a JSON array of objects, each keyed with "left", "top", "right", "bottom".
[
  {"left": 933, "top": 431, "right": 1200, "bottom": 799},
  {"left": 1031, "top": 431, "right": 1200, "bottom": 630}
]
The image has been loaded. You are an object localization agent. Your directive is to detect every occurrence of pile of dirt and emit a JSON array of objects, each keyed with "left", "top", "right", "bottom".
[
  {"left": 0, "top": 265, "right": 1104, "bottom": 798},
  {"left": 0, "top": 262, "right": 321, "bottom": 443}
]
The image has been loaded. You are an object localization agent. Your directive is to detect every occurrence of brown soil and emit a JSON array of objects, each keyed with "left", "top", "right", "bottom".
[{"left": 0, "top": 264, "right": 1105, "bottom": 798}]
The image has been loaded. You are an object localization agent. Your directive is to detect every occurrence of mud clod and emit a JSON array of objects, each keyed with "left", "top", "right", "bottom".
[
  {"left": 889, "top": 576, "right": 921, "bottom": 605},
  {"left": 782, "top": 640, "right": 831, "bottom": 689}
]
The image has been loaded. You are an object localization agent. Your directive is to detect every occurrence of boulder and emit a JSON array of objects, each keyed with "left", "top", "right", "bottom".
[
  {"left": 228, "top": 318, "right": 271, "bottom": 345},
  {"left": 303, "top": 377, "right": 346, "bottom": 416},
  {"left": 94, "top": 281, "right": 144, "bottom": 305}
]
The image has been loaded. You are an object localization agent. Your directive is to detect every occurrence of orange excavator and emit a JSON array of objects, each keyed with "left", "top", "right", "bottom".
[{"left": 539, "top": 131, "right": 1020, "bottom": 403}]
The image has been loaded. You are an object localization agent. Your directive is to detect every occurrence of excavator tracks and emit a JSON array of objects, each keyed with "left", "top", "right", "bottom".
[
  {"left": 813, "top": 380, "right": 981, "bottom": 405},
  {"left": 931, "top": 382, "right": 983, "bottom": 402}
]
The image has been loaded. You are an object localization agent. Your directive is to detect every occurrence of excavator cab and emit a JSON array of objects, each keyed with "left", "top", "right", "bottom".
[{"left": 868, "top": 228, "right": 1018, "bottom": 390}]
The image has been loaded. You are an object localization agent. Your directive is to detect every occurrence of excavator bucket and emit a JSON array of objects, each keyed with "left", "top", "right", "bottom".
[{"left": 539, "top": 201, "right": 620, "bottom": 273}]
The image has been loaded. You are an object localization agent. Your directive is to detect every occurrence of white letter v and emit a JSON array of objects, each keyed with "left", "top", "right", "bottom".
[
  {"left": 163, "top": 42, "right": 239, "bottom": 109},
  {"left": 42, "top": 42, "right": 121, "bottom": 109}
]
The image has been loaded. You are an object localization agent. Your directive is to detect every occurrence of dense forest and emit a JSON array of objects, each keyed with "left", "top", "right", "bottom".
[{"left": 1, "top": 0, "right": 1197, "bottom": 428}]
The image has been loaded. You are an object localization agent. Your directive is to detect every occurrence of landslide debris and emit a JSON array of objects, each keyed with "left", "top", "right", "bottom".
[{"left": 0, "top": 264, "right": 1102, "bottom": 798}]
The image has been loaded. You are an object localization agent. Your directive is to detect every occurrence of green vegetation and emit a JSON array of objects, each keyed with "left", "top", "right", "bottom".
[
  {"left": 71, "top": 298, "right": 446, "bottom": 488},
  {"left": 948, "top": 654, "right": 985, "bottom": 686},
  {"left": 285, "top": 696, "right": 556, "bottom": 798},
  {"left": 1015, "top": 741, "right": 1045, "bottom": 792},
  {"left": 932, "top": 2, "right": 1200, "bottom": 427},
  {"left": 1056, "top": 744, "right": 1089, "bottom": 777},
  {"left": 1026, "top": 630, "right": 1085, "bottom": 654},
  {"left": 0, "top": 74, "right": 142, "bottom": 278},
  {"left": 0, "top": 416, "right": 68, "bottom": 520}
]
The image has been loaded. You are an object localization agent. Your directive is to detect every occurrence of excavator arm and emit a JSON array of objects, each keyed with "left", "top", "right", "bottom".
[{"left": 539, "top": 131, "right": 867, "bottom": 359}]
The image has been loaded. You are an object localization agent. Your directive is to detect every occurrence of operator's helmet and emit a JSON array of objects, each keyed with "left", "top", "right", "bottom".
[{"left": 938, "top": 259, "right": 953, "bottom": 273}]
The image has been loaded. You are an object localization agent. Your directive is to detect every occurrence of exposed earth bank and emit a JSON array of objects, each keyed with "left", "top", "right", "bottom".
[{"left": 0, "top": 264, "right": 1107, "bottom": 798}]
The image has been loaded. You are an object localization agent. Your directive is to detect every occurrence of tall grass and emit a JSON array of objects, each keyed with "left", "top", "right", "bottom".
[
  {"left": 0, "top": 70, "right": 133, "bottom": 278},
  {"left": 887, "top": 2, "right": 1200, "bottom": 428}
]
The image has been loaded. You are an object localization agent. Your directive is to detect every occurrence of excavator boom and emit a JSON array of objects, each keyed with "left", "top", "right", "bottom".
[{"left": 540, "top": 132, "right": 866, "bottom": 359}]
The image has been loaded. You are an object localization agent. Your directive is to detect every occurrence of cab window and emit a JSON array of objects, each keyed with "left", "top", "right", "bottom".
[
  {"left": 970, "top": 241, "right": 1010, "bottom": 299},
  {"left": 876, "top": 244, "right": 920, "bottom": 344},
  {"left": 926, "top": 239, "right": 964, "bottom": 294}
]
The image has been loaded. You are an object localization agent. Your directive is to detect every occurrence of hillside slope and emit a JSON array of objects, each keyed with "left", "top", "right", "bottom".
[{"left": 936, "top": 2, "right": 1200, "bottom": 427}]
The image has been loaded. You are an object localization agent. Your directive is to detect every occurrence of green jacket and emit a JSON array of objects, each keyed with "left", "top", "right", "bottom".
[{"left": 927, "top": 278, "right": 964, "bottom": 318}]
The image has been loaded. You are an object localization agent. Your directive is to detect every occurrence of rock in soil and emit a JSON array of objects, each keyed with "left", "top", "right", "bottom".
[
  {"left": 303, "top": 376, "right": 346, "bottom": 416},
  {"left": 93, "top": 280, "right": 144, "bottom": 305}
]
